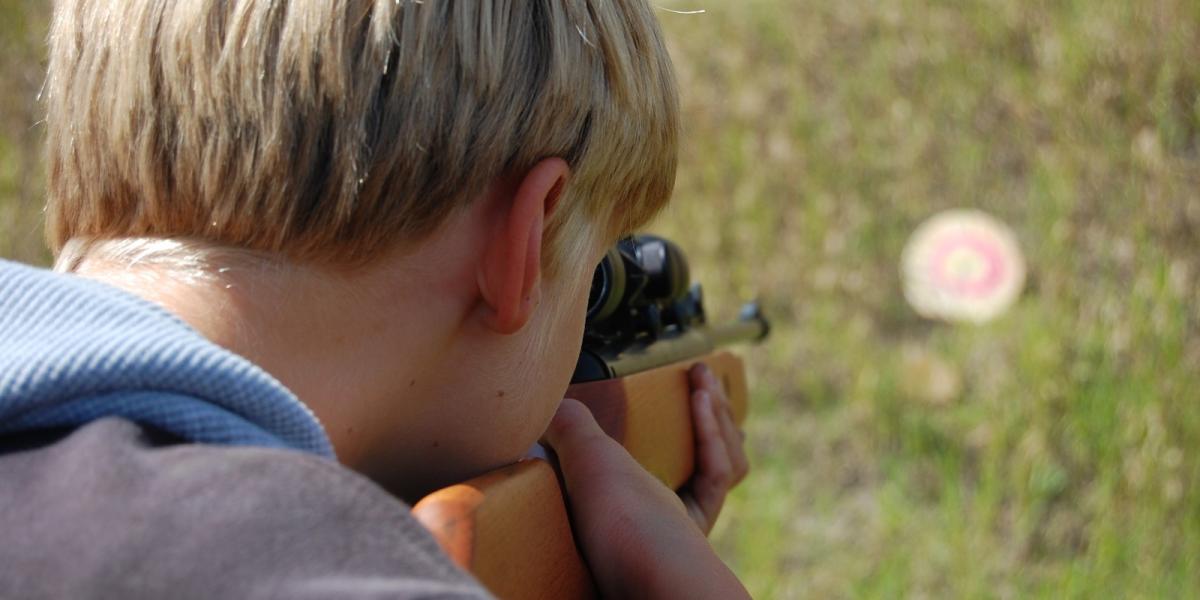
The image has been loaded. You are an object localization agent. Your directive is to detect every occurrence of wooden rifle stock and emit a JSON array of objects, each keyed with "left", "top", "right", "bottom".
[
  {"left": 411, "top": 351, "right": 750, "bottom": 599},
  {"left": 415, "top": 231, "right": 767, "bottom": 598}
]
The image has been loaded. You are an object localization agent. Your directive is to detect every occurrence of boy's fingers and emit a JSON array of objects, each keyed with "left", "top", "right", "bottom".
[
  {"left": 713, "top": 397, "right": 750, "bottom": 484},
  {"left": 704, "top": 364, "right": 721, "bottom": 391},
  {"left": 692, "top": 362, "right": 749, "bottom": 485},
  {"left": 694, "top": 392, "right": 734, "bottom": 488},
  {"left": 689, "top": 362, "right": 720, "bottom": 395},
  {"left": 688, "top": 390, "right": 733, "bottom": 532}
]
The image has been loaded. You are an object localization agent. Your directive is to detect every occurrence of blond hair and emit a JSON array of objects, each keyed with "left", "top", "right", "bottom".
[{"left": 44, "top": 0, "right": 678, "bottom": 274}]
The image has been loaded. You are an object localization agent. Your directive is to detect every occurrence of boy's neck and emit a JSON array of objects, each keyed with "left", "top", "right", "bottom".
[{"left": 68, "top": 239, "right": 478, "bottom": 482}]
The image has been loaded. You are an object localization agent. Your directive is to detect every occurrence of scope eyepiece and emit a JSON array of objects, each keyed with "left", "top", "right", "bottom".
[
  {"left": 582, "top": 234, "right": 705, "bottom": 353},
  {"left": 626, "top": 235, "right": 690, "bottom": 304},
  {"left": 573, "top": 234, "right": 769, "bottom": 383},
  {"left": 586, "top": 246, "right": 627, "bottom": 323}
]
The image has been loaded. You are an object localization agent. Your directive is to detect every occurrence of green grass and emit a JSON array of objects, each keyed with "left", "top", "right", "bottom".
[
  {"left": 652, "top": 0, "right": 1200, "bottom": 597},
  {"left": 4, "top": 1, "right": 1199, "bottom": 597}
]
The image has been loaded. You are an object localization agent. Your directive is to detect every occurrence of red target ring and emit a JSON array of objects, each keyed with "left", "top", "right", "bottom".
[{"left": 902, "top": 210, "right": 1025, "bottom": 323}]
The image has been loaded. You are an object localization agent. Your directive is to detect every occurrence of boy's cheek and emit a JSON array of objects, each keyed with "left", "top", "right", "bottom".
[{"left": 389, "top": 263, "right": 595, "bottom": 495}]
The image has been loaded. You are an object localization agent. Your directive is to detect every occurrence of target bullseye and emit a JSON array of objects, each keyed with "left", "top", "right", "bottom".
[{"left": 902, "top": 210, "right": 1025, "bottom": 324}]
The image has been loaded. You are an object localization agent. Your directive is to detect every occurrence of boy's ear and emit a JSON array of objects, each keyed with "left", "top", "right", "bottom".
[{"left": 478, "top": 158, "right": 570, "bottom": 334}]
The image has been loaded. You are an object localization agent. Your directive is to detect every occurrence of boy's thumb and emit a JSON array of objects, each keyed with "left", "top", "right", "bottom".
[{"left": 543, "top": 398, "right": 608, "bottom": 458}]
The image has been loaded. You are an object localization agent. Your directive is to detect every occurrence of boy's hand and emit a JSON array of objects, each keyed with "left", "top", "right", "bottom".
[
  {"left": 681, "top": 362, "right": 750, "bottom": 534},
  {"left": 543, "top": 396, "right": 750, "bottom": 600}
]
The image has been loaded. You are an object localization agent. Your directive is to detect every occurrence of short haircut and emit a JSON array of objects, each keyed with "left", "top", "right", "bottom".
[{"left": 44, "top": 1, "right": 678, "bottom": 273}]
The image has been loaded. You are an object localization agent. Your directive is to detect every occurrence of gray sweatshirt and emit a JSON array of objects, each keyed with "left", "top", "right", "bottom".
[{"left": 0, "top": 260, "right": 491, "bottom": 598}]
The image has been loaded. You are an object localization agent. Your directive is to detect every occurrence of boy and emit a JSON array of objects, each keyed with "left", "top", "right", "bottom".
[{"left": 0, "top": 1, "right": 750, "bottom": 598}]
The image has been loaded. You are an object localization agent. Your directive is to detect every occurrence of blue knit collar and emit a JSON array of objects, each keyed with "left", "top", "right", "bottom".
[{"left": 0, "top": 259, "right": 335, "bottom": 458}]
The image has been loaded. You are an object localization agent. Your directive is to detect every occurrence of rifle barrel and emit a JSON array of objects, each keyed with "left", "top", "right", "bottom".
[
  {"left": 604, "top": 302, "right": 769, "bottom": 378},
  {"left": 707, "top": 301, "right": 771, "bottom": 347}
]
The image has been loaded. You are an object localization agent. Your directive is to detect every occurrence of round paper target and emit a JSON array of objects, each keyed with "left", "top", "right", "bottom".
[{"left": 901, "top": 210, "right": 1025, "bottom": 324}]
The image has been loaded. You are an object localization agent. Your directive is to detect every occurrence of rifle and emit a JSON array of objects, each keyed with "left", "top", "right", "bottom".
[{"left": 412, "top": 235, "right": 770, "bottom": 599}]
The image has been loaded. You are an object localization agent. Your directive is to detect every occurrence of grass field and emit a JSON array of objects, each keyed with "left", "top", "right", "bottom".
[
  {"left": 653, "top": 1, "right": 1200, "bottom": 597},
  {"left": 3, "top": 1, "right": 1199, "bottom": 598}
]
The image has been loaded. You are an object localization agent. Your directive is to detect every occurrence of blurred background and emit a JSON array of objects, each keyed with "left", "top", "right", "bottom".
[
  {"left": 0, "top": 0, "right": 46, "bottom": 265},
  {"left": 2, "top": 0, "right": 1198, "bottom": 597}
]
